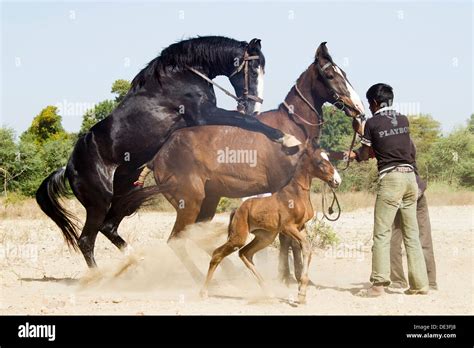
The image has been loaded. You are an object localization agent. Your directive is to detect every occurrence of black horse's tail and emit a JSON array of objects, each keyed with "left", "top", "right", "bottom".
[{"left": 36, "top": 167, "right": 80, "bottom": 251}]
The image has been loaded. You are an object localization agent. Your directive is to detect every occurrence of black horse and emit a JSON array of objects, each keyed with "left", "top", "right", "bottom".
[{"left": 36, "top": 36, "right": 297, "bottom": 268}]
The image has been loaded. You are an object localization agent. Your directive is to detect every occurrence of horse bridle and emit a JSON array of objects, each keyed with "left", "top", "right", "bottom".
[
  {"left": 282, "top": 59, "right": 353, "bottom": 130},
  {"left": 283, "top": 59, "right": 366, "bottom": 170},
  {"left": 187, "top": 48, "right": 263, "bottom": 113},
  {"left": 315, "top": 58, "right": 367, "bottom": 169},
  {"left": 316, "top": 58, "right": 366, "bottom": 121},
  {"left": 229, "top": 50, "right": 264, "bottom": 106}
]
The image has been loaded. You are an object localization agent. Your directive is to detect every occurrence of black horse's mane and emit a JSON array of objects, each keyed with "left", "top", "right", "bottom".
[{"left": 131, "top": 36, "right": 254, "bottom": 89}]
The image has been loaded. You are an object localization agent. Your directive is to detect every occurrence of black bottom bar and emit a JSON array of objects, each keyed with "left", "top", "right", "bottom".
[{"left": 0, "top": 315, "right": 472, "bottom": 346}]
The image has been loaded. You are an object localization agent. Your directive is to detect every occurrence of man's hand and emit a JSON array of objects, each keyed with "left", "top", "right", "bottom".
[
  {"left": 344, "top": 150, "right": 357, "bottom": 161},
  {"left": 327, "top": 150, "right": 357, "bottom": 162}
]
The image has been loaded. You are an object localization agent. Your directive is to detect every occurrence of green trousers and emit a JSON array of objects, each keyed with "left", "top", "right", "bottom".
[
  {"left": 370, "top": 171, "right": 428, "bottom": 290},
  {"left": 391, "top": 194, "right": 437, "bottom": 288}
]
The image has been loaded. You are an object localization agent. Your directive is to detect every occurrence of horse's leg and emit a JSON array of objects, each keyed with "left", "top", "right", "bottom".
[
  {"left": 166, "top": 187, "right": 207, "bottom": 283},
  {"left": 99, "top": 214, "right": 128, "bottom": 251},
  {"left": 195, "top": 106, "right": 301, "bottom": 147},
  {"left": 69, "top": 167, "right": 115, "bottom": 268},
  {"left": 195, "top": 193, "right": 220, "bottom": 222},
  {"left": 99, "top": 166, "right": 144, "bottom": 252},
  {"left": 278, "top": 234, "right": 293, "bottom": 286},
  {"left": 195, "top": 193, "right": 239, "bottom": 277},
  {"left": 291, "top": 238, "right": 304, "bottom": 282},
  {"left": 282, "top": 227, "right": 312, "bottom": 304},
  {"left": 290, "top": 234, "right": 316, "bottom": 287},
  {"left": 200, "top": 228, "right": 247, "bottom": 298},
  {"left": 239, "top": 229, "right": 278, "bottom": 296},
  {"left": 78, "top": 206, "right": 111, "bottom": 268}
]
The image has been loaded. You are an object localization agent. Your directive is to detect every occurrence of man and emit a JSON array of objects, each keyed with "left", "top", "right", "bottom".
[
  {"left": 342, "top": 83, "right": 429, "bottom": 297},
  {"left": 390, "top": 145, "right": 438, "bottom": 290}
]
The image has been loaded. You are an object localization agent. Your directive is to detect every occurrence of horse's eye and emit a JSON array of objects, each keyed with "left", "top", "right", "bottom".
[{"left": 326, "top": 74, "right": 334, "bottom": 80}]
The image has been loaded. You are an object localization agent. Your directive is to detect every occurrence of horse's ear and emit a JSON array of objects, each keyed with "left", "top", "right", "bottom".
[
  {"left": 247, "top": 38, "right": 262, "bottom": 53},
  {"left": 315, "top": 41, "right": 330, "bottom": 61}
]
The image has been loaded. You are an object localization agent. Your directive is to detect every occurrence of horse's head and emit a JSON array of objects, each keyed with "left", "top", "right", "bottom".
[
  {"left": 313, "top": 42, "right": 366, "bottom": 135},
  {"left": 228, "top": 38, "right": 265, "bottom": 115},
  {"left": 306, "top": 139, "right": 341, "bottom": 189}
]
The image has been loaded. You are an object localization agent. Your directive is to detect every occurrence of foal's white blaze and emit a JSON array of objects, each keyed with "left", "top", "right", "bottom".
[
  {"left": 322, "top": 151, "right": 342, "bottom": 185},
  {"left": 334, "top": 66, "right": 365, "bottom": 115},
  {"left": 333, "top": 168, "right": 342, "bottom": 185},
  {"left": 254, "top": 66, "right": 264, "bottom": 114}
]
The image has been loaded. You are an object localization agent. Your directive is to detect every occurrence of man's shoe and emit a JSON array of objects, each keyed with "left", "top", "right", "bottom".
[
  {"left": 389, "top": 282, "right": 408, "bottom": 289},
  {"left": 404, "top": 288, "right": 429, "bottom": 295}
]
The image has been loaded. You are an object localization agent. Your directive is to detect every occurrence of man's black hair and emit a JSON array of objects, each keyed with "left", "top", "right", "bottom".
[{"left": 366, "top": 83, "right": 394, "bottom": 107}]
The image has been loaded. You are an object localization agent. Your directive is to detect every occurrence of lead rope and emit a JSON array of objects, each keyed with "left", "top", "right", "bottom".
[
  {"left": 340, "top": 129, "right": 358, "bottom": 171},
  {"left": 186, "top": 66, "right": 241, "bottom": 103},
  {"left": 321, "top": 182, "right": 341, "bottom": 221}
]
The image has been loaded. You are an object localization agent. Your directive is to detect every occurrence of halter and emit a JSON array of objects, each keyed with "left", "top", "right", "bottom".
[
  {"left": 282, "top": 83, "right": 324, "bottom": 140},
  {"left": 229, "top": 50, "right": 264, "bottom": 104},
  {"left": 315, "top": 59, "right": 346, "bottom": 110},
  {"left": 187, "top": 48, "right": 263, "bottom": 113},
  {"left": 316, "top": 58, "right": 367, "bottom": 120}
]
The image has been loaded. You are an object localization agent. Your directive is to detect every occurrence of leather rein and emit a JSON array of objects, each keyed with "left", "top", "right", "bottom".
[{"left": 187, "top": 49, "right": 263, "bottom": 112}]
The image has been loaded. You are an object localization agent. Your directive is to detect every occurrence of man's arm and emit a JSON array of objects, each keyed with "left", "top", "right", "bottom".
[
  {"left": 327, "top": 145, "right": 373, "bottom": 162},
  {"left": 326, "top": 117, "right": 376, "bottom": 162},
  {"left": 354, "top": 145, "right": 373, "bottom": 161}
]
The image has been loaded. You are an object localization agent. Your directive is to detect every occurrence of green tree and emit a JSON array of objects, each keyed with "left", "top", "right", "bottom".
[
  {"left": 15, "top": 133, "right": 45, "bottom": 195},
  {"left": 320, "top": 106, "right": 353, "bottom": 150},
  {"left": 24, "top": 106, "right": 66, "bottom": 145},
  {"left": 13, "top": 132, "right": 75, "bottom": 196},
  {"left": 0, "top": 127, "right": 19, "bottom": 195},
  {"left": 111, "top": 79, "right": 131, "bottom": 103},
  {"left": 407, "top": 114, "right": 441, "bottom": 154},
  {"left": 78, "top": 79, "right": 129, "bottom": 135},
  {"left": 426, "top": 128, "right": 474, "bottom": 187},
  {"left": 79, "top": 100, "right": 116, "bottom": 136},
  {"left": 468, "top": 114, "right": 474, "bottom": 134},
  {"left": 407, "top": 114, "right": 441, "bottom": 178}
]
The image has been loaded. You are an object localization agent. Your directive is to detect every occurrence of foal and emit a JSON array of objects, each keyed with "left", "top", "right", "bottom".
[{"left": 200, "top": 142, "right": 341, "bottom": 303}]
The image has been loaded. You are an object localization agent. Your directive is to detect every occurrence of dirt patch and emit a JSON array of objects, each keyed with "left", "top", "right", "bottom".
[{"left": 0, "top": 206, "right": 472, "bottom": 315}]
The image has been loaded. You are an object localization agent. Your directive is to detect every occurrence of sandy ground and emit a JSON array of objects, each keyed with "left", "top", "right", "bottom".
[{"left": 0, "top": 205, "right": 472, "bottom": 315}]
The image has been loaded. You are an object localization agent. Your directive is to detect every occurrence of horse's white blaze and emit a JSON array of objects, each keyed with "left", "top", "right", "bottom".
[
  {"left": 333, "top": 168, "right": 342, "bottom": 185},
  {"left": 255, "top": 66, "right": 264, "bottom": 113},
  {"left": 321, "top": 151, "right": 329, "bottom": 161},
  {"left": 334, "top": 66, "right": 365, "bottom": 115}
]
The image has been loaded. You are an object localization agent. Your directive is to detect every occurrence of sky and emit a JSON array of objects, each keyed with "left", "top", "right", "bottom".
[{"left": 1, "top": 0, "right": 473, "bottom": 136}]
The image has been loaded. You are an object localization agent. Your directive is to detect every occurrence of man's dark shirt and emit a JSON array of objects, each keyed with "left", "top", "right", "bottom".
[{"left": 361, "top": 108, "right": 415, "bottom": 174}]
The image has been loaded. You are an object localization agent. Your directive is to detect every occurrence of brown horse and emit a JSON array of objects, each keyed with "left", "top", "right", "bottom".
[
  {"left": 278, "top": 119, "right": 367, "bottom": 285},
  {"left": 200, "top": 141, "right": 340, "bottom": 303},
  {"left": 116, "top": 42, "right": 365, "bottom": 282}
]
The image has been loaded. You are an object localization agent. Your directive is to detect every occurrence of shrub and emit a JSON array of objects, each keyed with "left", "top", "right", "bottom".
[
  {"left": 306, "top": 218, "right": 339, "bottom": 249},
  {"left": 216, "top": 197, "right": 240, "bottom": 213}
]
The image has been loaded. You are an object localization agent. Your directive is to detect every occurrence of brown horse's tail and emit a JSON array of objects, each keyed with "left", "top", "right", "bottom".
[
  {"left": 227, "top": 209, "right": 237, "bottom": 237},
  {"left": 36, "top": 167, "right": 80, "bottom": 251},
  {"left": 113, "top": 183, "right": 174, "bottom": 216}
]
